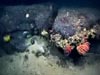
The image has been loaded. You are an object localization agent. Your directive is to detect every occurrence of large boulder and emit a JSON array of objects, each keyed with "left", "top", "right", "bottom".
[
  {"left": 53, "top": 8, "right": 100, "bottom": 54},
  {"left": 0, "top": 4, "right": 54, "bottom": 33},
  {"left": 0, "top": 4, "right": 54, "bottom": 52},
  {"left": 53, "top": 8, "right": 100, "bottom": 38}
]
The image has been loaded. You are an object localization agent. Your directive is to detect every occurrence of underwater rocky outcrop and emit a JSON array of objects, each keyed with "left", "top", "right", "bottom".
[
  {"left": 0, "top": 3, "right": 100, "bottom": 56},
  {"left": 0, "top": 4, "right": 54, "bottom": 32},
  {"left": 0, "top": 4, "right": 55, "bottom": 53},
  {"left": 53, "top": 8, "right": 100, "bottom": 37},
  {"left": 53, "top": 8, "right": 100, "bottom": 54}
]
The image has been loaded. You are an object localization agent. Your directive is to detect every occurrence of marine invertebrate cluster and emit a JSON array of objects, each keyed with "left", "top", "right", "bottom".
[
  {"left": 0, "top": 4, "right": 100, "bottom": 57},
  {"left": 48, "top": 27, "right": 96, "bottom": 55}
]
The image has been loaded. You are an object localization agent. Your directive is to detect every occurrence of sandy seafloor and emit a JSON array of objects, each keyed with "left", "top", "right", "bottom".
[{"left": 0, "top": 36, "right": 100, "bottom": 75}]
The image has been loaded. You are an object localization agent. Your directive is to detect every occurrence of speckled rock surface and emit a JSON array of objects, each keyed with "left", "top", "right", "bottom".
[
  {"left": 0, "top": 4, "right": 54, "bottom": 51},
  {"left": 53, "top": 8, "right": 100, "bottom": 38},
  {"left": 0, "top": 4, "right": 53, "bottom": 33}
]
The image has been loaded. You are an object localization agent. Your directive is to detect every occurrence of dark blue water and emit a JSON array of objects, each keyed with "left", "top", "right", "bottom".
[{"left": 0, "top": 0, "right": 100, "bottom": 9}]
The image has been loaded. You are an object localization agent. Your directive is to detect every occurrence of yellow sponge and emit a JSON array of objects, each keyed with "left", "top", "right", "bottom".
[{"left": 3, "top": 35, "right": 11, "bottom": 42}]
